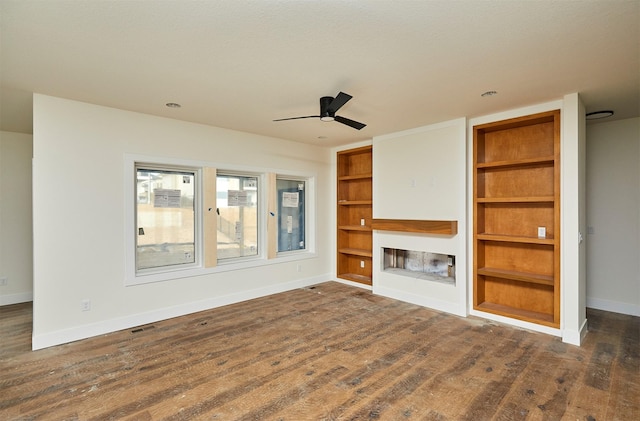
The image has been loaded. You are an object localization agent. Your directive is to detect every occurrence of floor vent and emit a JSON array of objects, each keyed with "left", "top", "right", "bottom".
[{"left": 131, "top": 325, "right": 156, "bottom": 334}]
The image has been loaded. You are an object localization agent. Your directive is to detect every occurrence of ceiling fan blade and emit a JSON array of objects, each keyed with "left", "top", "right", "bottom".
[
  {"left": 335, "top": 115, "right": 366, "bottom": 130},
  {"left": 327, "top": 92, "right": 352, "bottom": 113},
  {"left": 273, "top": 115, "right": 319, "bottom": 122}
]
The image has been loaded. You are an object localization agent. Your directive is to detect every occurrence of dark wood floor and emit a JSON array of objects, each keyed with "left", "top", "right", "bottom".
[{"left": 1, "top": 282, "right": 638, "bottom": 420}]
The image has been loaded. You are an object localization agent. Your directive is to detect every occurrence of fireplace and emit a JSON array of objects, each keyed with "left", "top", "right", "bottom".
[{"left": 382, "top": 248, "right": 455, "bottom": 285}]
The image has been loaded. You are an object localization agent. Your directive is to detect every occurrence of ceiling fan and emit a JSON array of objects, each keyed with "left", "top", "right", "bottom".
[{"left": 273, "top": 92, "right": 366, "bottom": 130}]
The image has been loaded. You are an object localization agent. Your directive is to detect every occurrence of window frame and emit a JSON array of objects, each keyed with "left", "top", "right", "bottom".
[
  {"left": 134, "top": 164, "right": 200, "bottom": 273},
  {"left": 275, "top": 175, "right": 309, "bottom": 256},
  {"left": 125, "top": 156, "right": 206, "bottom": 286},
  {"left": 124, "top": 154, "right": 317, "bottom": 286},
  {"left": 215, "top": 170, "right": 263, "bottom": 265}
]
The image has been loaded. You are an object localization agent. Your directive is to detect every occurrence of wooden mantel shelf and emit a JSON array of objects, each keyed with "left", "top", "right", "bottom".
[{"left": 371, "top": 219, "right": 457, "bottom": 235}]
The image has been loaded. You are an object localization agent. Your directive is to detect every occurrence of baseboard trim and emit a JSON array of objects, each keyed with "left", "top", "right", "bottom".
[
  {"left": 562, "top": 318, "right": 588, "bottom": 346},
  {"left": 587, "top": 297, "right": 640, "bottom": 317},
  {"left": 332, "top": 277, "right": 373, "bottom": 291},
  {"left": 0, "top": 292, "right": 33, "bottom": 306},
  {"left": 32, "top": 275, "right": 328, "bottom": 350},
  {"left": 468, "top": 308, "right": 562, "bottom": 338}
]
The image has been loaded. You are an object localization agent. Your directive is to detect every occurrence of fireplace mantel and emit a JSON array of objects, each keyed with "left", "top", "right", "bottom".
[{"left": 371, "top": 219, "right": 457, "bottom": 235}]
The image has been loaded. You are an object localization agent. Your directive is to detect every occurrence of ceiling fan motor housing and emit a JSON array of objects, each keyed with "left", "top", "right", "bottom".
[{"left": 320, "top": 96, "right": 335, "bottom": 121}]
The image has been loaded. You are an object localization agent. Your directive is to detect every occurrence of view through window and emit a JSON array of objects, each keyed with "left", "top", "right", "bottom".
[
  {"left": 136, "top": 167, "right": 196, "bottom": 271},
  {"left": 277, "top": 178, "right": 305, "bottom": 252},
  {"left": 216, "top": 174, "right": 259, "bottom": 260}
]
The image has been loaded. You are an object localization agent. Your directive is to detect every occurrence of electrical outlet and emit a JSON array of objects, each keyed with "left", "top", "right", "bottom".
[
  {"left": 81, "top": 300, "right": 91, "bottom": 312},
  {"left": 360, "top": 260, "right": 365, "bottom": 268},
  {"left": 296, "top": 264, "right": 301, "bottom": 272},
  {"left": 0, "top": 277, "right": 7, "bottom": 286},
  {"left": 537, "top": 226, "right": 546, "bottom": 239}
]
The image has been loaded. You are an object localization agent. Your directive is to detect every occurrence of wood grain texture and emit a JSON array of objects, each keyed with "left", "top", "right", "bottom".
[
  {"left": 337, "top": 146, "right": 372, "bottom": 285},
  {"left": 1, "top": 282, "right": 638, "bottom": 420},
  {"left": 203, "top": 167, "right": 218, "bottom": 268},
  {"left": 474, "top": 110, "right": 562, "bottom": 327},
  {"left": 266, "top": 172, "right": 277, "bottom": 259},
  {"left": 371, "top": 219, "right": 457, "bottom": 235}
]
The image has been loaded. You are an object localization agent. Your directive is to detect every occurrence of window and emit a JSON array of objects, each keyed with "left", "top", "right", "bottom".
[
  {"left": 135, "top": 166, "right": 197, "bottom": 271},
  {"left": 126, "top": 156, "right": 315, "bottom": 285},
  {"left": 216, "top": 173, "right": 259, "bottom": 260},
  {"left": 276, "top": 178, "right": 306, "bottom": 252}
]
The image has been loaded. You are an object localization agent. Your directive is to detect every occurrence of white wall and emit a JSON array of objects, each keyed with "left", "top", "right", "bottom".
[
  {"left": 586, "top": 117, "right": 640, "bottom": 316},
  {"left": 373, "top": 120, "right": 465, "bottom": 221},
  {"left": 0, "top": 131, "right": 33, "bottom": 305},
  {"left": 371, "top": 119, "right": 467, "bottom": 316},
  {"left": 32, "top": 94, "right": 333, "bottom": 349}
]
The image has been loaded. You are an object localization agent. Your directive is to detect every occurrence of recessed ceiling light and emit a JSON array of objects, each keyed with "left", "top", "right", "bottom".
[
  {"left": 586, "top": 110, "right": 614, "bottom": 120},
  {"left": 165, "top": 102, "right": 181, "bottom": 108},
  {"left": 481, "top": 91, "right": 498, "bottom": 97}
]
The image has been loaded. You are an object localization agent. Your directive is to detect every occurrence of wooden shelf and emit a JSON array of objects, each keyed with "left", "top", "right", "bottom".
[
  {"left": 337, "top": 273, "right": 372, "bottom": 284},
  {"left": 338, "top": 173, "right": 372, "bottom": 181},
  {"left": 477, "top": 267, "right": 554, "bottom": 286},
  {"left": 372, "top": 219, "right": 457, "bottom": 235},
  {"left": 475, "top": 302, "right": 555, "bottom": 326},
  {"left": 338, "top": 225, "right": 372, "bottom": 232},
  {"left": 477, "top": 196, "right": 554, "bottom": 203},
  {"left": 473, "top": 110, "right": 561, "bottom": 328},
  {"left": 337, "top": 146, "right": 373, "bottom": 286},
  {"left": 476, "top": 156, "right": 554, "bottom": 169},
  {"left": 338, "top": 200, "right": 373, "bottom": 206},
  {"left": 476, "top": 233, "right": 555, "bottom": 245},
  {"left": 338, "top": 248, "right": 373, "bottom": 258}
]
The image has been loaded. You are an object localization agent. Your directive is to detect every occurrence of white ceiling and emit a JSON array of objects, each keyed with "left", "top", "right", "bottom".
[{"left": 1, "top": 0, "right": 638, "bottom": 147}]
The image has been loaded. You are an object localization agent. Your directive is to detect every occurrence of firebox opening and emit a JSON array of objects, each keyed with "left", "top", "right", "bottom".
[{"left": 382, "top": 248, "right": 455, "bottom": 285}]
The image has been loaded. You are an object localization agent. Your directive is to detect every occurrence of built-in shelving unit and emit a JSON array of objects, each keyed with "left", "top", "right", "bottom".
[
  {"left": 337, "top": 145, "right": 372, "bottom": 285},
  {"left": 473, "top": 110, "right": 561, "bottom": 327}
]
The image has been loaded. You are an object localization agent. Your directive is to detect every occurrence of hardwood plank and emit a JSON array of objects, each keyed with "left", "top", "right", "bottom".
[{"left": 0, "top": 283, "right": 638, "bottom": 420}]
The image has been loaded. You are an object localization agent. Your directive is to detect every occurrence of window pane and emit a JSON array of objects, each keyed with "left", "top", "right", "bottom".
[
  {"left": 277, "top": 179, "right": 305, "bottom": 252},
  {"left": 217, "top": 174, "right": 258, "bottom": 260},
  {"left": 136, "top": 168, "right": 195, "bottom": 270}
]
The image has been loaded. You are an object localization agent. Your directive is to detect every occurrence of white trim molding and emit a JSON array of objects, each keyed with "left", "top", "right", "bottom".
[
  {"left": 0, "top": 292, "right": 33, "bottom": 306},
  {"left": 32, "top": 274, "right": 328, "bottom": 350},
  {"left": 587, "top": 297, "right": 640, "bottom": 317}
]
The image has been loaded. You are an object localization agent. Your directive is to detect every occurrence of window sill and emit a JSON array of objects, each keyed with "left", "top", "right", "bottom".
[{"left": 126, "top": 251, "right": 318, "bottom": 286}]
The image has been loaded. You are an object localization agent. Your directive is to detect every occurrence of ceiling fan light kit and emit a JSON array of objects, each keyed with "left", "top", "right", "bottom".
[{"left": 274, "top": 91, "right": 366, "bottom": 130}]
